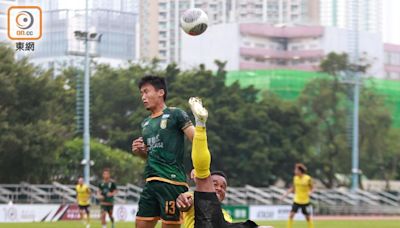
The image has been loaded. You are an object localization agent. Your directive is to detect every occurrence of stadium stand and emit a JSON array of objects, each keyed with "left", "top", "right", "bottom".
[{"left": 1, "top": 183, "right": 399, "bottom": 215}]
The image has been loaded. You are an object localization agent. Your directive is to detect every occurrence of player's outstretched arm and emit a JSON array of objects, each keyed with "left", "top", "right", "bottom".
[{"left": 280, "top": 186, "right": 294, "bottom": 201}]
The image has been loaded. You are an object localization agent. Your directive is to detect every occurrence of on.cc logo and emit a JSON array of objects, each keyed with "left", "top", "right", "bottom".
[
  {"left": 16, "top": 11, "right": 34, "bottom": 29},
  {"left": 8, "top": 6, "right": 42, "bottom": 40}
]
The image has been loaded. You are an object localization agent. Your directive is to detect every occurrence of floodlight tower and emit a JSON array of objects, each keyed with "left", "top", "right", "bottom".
[
  {"left": 83, "top": 0, "right": 90, "bottom": 185},
  {"left": 347, "top": 0, "right": 361, "bottom": 191}
]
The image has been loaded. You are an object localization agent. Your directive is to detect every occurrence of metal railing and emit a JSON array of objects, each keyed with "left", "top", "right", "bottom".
[{"left": 0, "top": 183, "right": 399, "bottom": 208}]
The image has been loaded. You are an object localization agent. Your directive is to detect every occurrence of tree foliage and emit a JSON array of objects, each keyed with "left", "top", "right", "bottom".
[
  {"left": 298, "top": 52, "right": 399, "bottom": 188},
  {"left": 0, "top": 44, "right": 399, "bottom": 189},
  {"left": 57, "top": 138, "right": 144, "bottom": 184}
]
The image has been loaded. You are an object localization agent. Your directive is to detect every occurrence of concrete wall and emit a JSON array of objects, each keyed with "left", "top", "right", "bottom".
[{"left": 181, "top": 23, "right": 240, "bottom": 71}]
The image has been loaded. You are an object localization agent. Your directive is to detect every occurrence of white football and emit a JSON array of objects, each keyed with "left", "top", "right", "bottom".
[{"left": 180, "top": 8, "right": 208, "bottom": 36}]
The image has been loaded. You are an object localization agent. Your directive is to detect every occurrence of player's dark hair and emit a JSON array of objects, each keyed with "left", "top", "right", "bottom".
[
  {"left": 138, "top": 75, "right": 168, "bottom": 101},
  {"left": 295, "top": 163, "right": 307, "bottom": 173},
  {"left": 103, "top": 168, "right": 110, "bottom": 173},
  {"left": 211, "top": 171, "right": 228, "bottom": 183}
]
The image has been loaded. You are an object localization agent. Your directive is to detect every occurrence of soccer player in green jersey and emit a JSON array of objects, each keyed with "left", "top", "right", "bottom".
[
  {"left": 132, "top": 76, "right": 195, "bottom": 228},
  {"left": 97, "top": 168, "right": 118, "bottom": 228}
]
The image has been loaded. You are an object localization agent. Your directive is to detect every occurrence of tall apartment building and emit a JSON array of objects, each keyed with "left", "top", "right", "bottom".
[
  {"left": 139, "top": 0, "right": 320, "bottom": 64},
  {"left": 0, "top": 0, "right": 17, "bottom": 42},
  {"left": 319, "top": 0, "right": 381, "bottom": 34},
  {"left": 139, "top": 0, "right": 191, "bottom": 64},
  {"left": 232, "top": 0, "right": 320, "bottom": 24},
  {"left": 1, "top": 0, "right": 138, "bottom": 68}
]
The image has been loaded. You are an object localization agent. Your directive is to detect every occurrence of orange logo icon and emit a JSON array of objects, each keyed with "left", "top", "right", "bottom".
[{"left": 8, "top": 6, "right": 42, "bottom": 40}]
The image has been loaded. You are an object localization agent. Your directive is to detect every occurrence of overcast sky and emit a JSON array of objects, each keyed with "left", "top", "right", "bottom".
[{"left": 59, "top": 0, "right": 400, "bottom": 45}]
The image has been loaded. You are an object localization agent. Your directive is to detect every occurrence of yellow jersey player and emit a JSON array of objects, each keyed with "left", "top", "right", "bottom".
[
  {"left": 188, "top": 97, "right": 272, "bottom": 228},
  {"left": 176, "top": 171, "right": 233, "bottom": 228},
  {"left": 76, "top": 177, "right": 91, "bottom": 228},
  {"left": 281, "top": 163, "right": 314, "bottom": 228}
]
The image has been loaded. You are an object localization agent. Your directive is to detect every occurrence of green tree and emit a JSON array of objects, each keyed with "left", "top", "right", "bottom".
[
  {"left": 260, "top": 93, "right": 313, "bottom": 184},
  {"left": 384, "top": 129, "right": 400, "bottom": 186},
  {"left": 358, "top": 87, "right": 400, "bottom": 188},
  {"left": 0, "top": 121, "right": 66, "bottom": 183},
  {"left": 298, "top": 52, "right": 395, "bottom": 188},
  {"left": 57, "top": 138, "right": 144, "bottom": 184},
  {"left": 4, "top": 40, "right": 398, "bottom": 188},
  {"left": 90, "top": 64, "right": 139, "bottom": 149},
  {"left": 0, "top": 43, "right": 69, "bottom": 183},
  {"left": 298, "top": 77, "right": 349, "bottom": 187}
]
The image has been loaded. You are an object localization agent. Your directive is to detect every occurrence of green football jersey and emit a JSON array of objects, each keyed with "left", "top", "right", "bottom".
[
  {"left": 98, "top": 181, "right": 117, "bottom": 204},
  {"left": 141, "top": 107, "right": 192, "bottom": 185}
]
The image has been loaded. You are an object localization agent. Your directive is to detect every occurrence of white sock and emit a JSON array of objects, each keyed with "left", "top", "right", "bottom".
[{"left": 195, "top": 117, "right": 206, "bottom": 127}]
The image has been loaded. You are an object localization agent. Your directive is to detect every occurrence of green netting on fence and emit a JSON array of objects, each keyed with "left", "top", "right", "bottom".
[
  {"left": 365, "top": 79, "right": 400, "bottom": 128},
  {"left": 226, "top": 70, "right": 400, "bottom": 128}
]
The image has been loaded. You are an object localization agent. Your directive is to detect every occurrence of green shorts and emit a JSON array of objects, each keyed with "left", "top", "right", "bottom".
[
  {"left": 136, "top": 181, "right": 188, "bottom": 224},
  {"left": 101, "top": 205, "right": 114, "bottom": 213}
]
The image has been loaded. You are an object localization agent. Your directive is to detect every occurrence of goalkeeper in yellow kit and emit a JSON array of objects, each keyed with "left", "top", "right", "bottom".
[
  {"left": 187, "top": 97, "right": 272, "bottom": 228},
  {"left": 281, "top": 163, "right": 314, "bottom": 228}
]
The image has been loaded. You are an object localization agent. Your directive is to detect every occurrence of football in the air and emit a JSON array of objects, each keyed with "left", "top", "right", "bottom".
[{"left": 180, "top": 8, "right": 208, "bottom": 36}]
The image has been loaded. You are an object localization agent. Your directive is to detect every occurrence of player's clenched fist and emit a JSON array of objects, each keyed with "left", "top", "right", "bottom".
[
  {"left": 176, "top": 192, "right": 193, "bottom": 212},
  {"left": 132, "top": 137, "right": 147, "bottom": 159}
]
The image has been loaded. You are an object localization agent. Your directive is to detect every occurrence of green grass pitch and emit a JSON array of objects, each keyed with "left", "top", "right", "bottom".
[{"left": 1, "top": 220, "right": 399, "bottom": 228}]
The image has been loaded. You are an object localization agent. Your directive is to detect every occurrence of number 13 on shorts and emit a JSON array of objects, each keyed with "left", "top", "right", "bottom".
[{"left": 165, "top": 201, "right": 176, "bottom": 215}]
